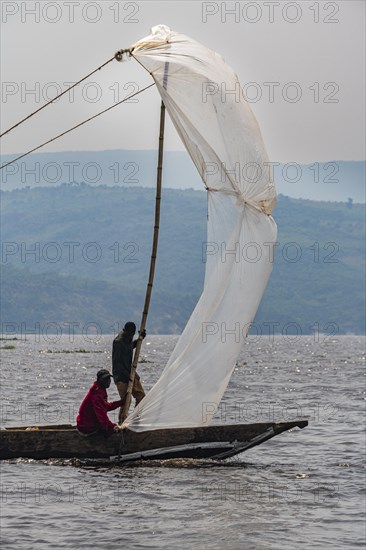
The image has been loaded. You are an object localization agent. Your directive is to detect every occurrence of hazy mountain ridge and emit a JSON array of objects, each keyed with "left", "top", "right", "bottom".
[
  {"left": 1, "top": 150, "right": 365, "bottom": 203},
  {"left": 1, "top": 186, "right": 365, "bottom": 334}
]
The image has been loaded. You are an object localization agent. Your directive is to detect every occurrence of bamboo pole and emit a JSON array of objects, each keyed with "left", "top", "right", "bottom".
[{"left": 120, "top": 100, "right": 166, "bottom": 423}]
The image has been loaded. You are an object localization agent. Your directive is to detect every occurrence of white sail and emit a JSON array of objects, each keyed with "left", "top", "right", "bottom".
[{"left": 123, "top": 25, "right": 277, "bottom": 431}]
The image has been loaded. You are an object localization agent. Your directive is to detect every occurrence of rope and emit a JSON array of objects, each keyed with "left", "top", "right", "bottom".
[
  {"left": 0, "top": 57, "right": 117, "bottom": 139},
  {"left": 118, "top": 429, "right": 125, "bottom": 460},
  {"left": 0, "top": 83, "right": 155, "bottom": 171}
]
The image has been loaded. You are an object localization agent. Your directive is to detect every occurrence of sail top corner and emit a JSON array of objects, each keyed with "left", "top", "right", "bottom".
[{"left": 131, "top": 24, "right": 174, "bottom": 52}]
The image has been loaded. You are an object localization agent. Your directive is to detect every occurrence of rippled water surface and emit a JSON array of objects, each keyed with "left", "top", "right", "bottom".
[{"left": 1, "top": 335, "right": 365, "bottom": 549}]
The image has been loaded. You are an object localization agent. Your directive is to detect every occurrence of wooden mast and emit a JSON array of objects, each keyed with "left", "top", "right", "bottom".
[{"left": 120, "top": 100, "right": 166, "bottom": 423}]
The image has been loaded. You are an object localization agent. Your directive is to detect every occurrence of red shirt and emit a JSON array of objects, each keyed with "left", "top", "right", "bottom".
[{"left": 76, "top": 381, "right": 122, "bottom": 434}]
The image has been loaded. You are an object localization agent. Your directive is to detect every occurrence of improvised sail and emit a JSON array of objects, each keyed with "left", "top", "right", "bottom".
[{"left": 123, "top": 25, "right": 277, "bottom": 431}]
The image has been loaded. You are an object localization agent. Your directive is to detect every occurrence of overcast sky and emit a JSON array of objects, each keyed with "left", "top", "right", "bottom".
[{"left": 1, "top": 0, "right": 365, "bottom": 163}]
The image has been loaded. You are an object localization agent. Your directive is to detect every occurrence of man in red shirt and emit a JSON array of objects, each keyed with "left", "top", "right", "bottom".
[{"left": 76, "top": 369, "right": 122, "bottom": 436}]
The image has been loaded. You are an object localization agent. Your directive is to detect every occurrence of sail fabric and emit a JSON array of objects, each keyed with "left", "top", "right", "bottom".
[{"left": 123, "top": 25, "right": 277, "bottom": 431}]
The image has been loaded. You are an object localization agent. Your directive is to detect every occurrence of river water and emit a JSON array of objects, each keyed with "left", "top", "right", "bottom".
[{"left": 1, "top": 334, "right": 365, "bottom": 549}]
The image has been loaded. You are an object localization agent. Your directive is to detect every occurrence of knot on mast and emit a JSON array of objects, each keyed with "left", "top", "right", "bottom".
[{"left": 114, "top": 48, "right": 134, "bottom": 62}]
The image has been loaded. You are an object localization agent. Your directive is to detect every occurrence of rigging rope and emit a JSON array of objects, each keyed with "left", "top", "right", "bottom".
[
  {"left": 0, "top": 56, "right": 116, "bottom": 139},
  {"left": 0, "top": 83, "right": 155, "bottom": 171}
]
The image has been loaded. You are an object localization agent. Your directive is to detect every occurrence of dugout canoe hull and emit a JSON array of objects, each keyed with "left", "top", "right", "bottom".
[{"left": 0, "top": 420, "right": 308, "bottom": 461}]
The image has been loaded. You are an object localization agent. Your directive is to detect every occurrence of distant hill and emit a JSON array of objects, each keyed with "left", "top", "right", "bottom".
[
  {"left": 1, "top": 149, "right": 365, "bottom": 203},
  {"left": 273, "top": 160, "right": 365, "bottom": 203},
  {"left": 1, "top": 186, "right": 365, "bottom": 334}
]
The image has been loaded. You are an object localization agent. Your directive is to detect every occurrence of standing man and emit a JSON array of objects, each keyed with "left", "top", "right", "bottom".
[{"left": 112, "top": 321, "right": 146, "bottom": 422}]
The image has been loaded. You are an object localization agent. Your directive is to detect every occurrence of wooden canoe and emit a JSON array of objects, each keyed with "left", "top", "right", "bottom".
[{"left": 0, "top": 420, "right": 308, "bottom": 461}]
